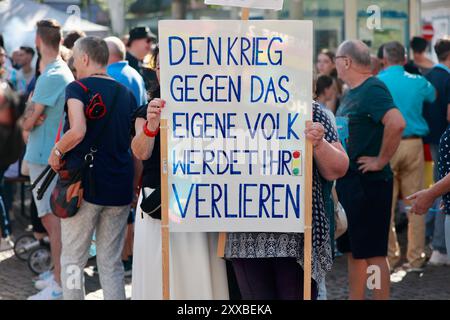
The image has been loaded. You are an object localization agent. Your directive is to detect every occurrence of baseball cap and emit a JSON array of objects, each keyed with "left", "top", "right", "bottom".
[{"left": 128, "top": 26, "right": 156, "bottom": 46}]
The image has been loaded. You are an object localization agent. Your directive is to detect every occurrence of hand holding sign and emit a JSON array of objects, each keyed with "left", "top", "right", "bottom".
[
  {"left": 305, "top": 122, "right": 325, "bottom": 148},
  {"left": 147, "top": 98, "right": 165, "bottom": 131}
]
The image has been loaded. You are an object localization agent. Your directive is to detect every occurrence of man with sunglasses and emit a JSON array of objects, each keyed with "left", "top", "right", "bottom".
[{"left": 126, "top": 26, "right": 157, "bottom": 92}]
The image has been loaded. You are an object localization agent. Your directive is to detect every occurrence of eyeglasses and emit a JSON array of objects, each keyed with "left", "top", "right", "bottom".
[{"left": 335, "top": 55, "right": 348, "bottom": 60}]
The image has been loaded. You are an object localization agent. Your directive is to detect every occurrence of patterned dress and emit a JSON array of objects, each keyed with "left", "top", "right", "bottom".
[
  {"left": 224, "top": 102, "right": 339, "bottom": 283},
  {"left": 439, "top": 127, "right": 450, "bottom": 216}
]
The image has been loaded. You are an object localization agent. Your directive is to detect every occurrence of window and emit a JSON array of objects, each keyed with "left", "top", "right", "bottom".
[{"left": 357, "top": 0, "right": 409, "bottom": 53}]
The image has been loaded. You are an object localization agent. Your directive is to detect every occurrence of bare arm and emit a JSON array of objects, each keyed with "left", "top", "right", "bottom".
[
  {"left": 314, "top": 141, "right": 349, "bottom": 181},
  {"left": 357, "top": 108, "right": 405, "bottom": 173},
  {"left": 305, "top": 121, "right": 349, "bottom": 181},
  {"left": 408, "top": 173, "right": 450, "bottom": 215},
  {"left": 20, "top": 101, "right": 45, "bottom": 131},
  {"left": 48, "top": 98, "right": 86, "bottom": 171},
  {"left": 131, "top": 118, "right": 156, "bottom": 161},
  {"left": 378, "top": 108, "right": 405, "bottom": 164},
  {"left": 131, "top": 98, "right": 164, "bottom": 161}
]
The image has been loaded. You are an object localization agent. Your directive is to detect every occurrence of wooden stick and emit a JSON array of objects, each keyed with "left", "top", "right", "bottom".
[
  {"left": 217, "top": 232, "right": 226, "bottom": 257},
  {"left": 160, "top": 118, "right": 170, "bottom": 300},
  {"left": 217, "top": 6, "right": 251, "bottom": 258},
  {"left": 303, "top": 121, "right": 313, "bottom": 301},
  {"left": 241, "top": 7, "right": 250, "bottom": 20}
]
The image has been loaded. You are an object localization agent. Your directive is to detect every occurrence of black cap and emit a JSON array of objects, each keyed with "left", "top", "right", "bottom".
[{"left": 128, "top": 26, "right": 156, "bottom": 45}]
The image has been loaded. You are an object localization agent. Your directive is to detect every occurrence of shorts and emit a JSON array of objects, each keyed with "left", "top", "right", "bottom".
[
  {"left": 28, "top": 163, "right": 56, "bottom": 218},
  {"left": 336, "top": 170, "right": 393, "bottom": 259}
]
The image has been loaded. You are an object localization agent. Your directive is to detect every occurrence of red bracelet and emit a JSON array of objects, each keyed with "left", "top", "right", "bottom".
[{"left": 143, "top": 121, "right": 159, "bottom": 137}]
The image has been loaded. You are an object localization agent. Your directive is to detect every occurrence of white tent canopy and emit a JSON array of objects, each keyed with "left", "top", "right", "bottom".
[{"left": 0, "top": 0, "right": 109, "bottom": 54}]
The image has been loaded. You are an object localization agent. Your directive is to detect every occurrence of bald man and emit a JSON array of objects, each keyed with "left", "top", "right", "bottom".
[{"left": 105, "top": 36, "right": 148, "bottom": 107}]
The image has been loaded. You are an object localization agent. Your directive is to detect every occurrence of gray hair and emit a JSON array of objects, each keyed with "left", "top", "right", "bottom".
[
  {"left": 383, "top": 41, "right": 406, "bottom": 64},
  {"left": 73, "top": 36, "right": 109, "bottom": 67},
  {"left": 338, "top": 40, "right": 371, "bottom": 67},
  {"left": 104, "top": 36, "right": 126, "bottom": 61}
]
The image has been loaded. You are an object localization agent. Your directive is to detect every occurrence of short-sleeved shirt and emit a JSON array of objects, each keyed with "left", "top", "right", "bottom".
[
  {"left": 378, "top": 65, "right": 435, "bottom": 138},
  {"left": 24, "top": 59, "right": 74, "bottom": 165},
  {"left": 64, "top": 77, "right": 136, "bottom": 206},
  {"left": 16, "top": 67, "right": 35, "bottom": 94},
  {"left": 224, "top": 103, "right": 338, "bottom": 283},
  {"left": 438, "top": 127, "right": 450, "bottom": 215},
  {"left": 107, "top": 61, "right": 147, "bottom": 107},
  {"left": 423, "top": 64, "right": 450, "bottom": 145},
  {"left": 336, "top": 77, "right": 397, "bottom": 180}
]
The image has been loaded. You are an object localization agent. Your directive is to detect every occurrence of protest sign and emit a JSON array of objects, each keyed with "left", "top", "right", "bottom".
[{"left": 159, "top": 20, "right": 313, "bottom": 233}]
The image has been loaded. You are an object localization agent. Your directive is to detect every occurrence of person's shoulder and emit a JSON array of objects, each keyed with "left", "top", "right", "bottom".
[
  {"left": 45, "top": 62, "right": 73, "bottom": 82},
  {"left": 312, "top": 101, "right": 329, "bottom": 123},
  {"left": 365, "top": 77, "right": 391, "bottom": 93}
]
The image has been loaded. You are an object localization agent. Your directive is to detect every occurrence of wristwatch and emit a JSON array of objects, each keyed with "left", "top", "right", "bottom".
[{"left": 54, "top": 147, "right": 63, "bottom": 158}]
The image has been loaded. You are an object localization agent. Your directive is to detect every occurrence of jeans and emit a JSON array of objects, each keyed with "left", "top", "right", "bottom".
[
  {"left": 428, "top": 144, "right": 447, "bottom": 254},
  {"left": 0, "top": 169, "right": 12, "bottom": 238},
  {"left": 60, "top": 200, "right": 130, "bottom": 300}
]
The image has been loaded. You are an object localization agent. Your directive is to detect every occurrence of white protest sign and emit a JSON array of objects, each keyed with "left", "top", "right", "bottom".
[
  {"left": 159, "top": 20, "right": 313, "bottom": 232},
  {"left": 205, "top": 0, "right": 283, "bottom": 10}
]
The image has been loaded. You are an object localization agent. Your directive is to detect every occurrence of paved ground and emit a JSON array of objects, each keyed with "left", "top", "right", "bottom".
[{"left": 1, "top": 188, "right": 450, "bottom": 300}]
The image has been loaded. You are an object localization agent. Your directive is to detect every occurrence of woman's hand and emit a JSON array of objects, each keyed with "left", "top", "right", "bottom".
[
  {"left": 305, "top": 122, "right": 325, "bottom": 148},
  {"left": 146, "top": 98, "right": 165, "bottom": 132},
  {"left": 407, "top": 189, "right": 437, "bottom": 215},
  {"left": 48, "top": 147, "right": 62, "bottom": 172}
]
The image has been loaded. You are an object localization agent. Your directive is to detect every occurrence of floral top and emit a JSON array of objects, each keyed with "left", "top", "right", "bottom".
[{"left": 224, "top": 103, "right": 339, "bottom": 283}]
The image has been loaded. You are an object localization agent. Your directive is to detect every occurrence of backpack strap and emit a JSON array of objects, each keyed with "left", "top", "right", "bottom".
[{"left": 75, "top": 80, "right": 89, "bottom": 93}]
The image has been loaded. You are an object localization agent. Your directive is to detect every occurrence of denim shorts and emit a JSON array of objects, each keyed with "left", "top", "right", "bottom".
[{"left": 28, "top": 163, "right": 56, "bottom": 218}]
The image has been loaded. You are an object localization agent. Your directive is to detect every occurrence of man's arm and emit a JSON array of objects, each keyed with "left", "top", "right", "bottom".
[
  {"left": 357, "top": 108, "right": 405, "bottom": 173},
  {"left": 20, "top": 101, "right": 45, "bottom": 131}
]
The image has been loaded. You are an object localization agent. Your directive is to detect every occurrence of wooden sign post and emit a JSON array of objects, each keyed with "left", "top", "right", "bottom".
[
  {"left": 160, "top": 119, "right": 170, "bottom": 300},
  {"left": 303, "top": 130, "right": 313, "bottom": 301}
]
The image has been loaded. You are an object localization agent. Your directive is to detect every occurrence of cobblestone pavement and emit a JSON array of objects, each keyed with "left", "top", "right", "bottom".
[{"left": 1, "top": 197, "right": 450, "bottom": 300}]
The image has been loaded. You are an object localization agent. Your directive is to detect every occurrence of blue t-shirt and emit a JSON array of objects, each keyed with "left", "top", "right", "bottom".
[
  {"left": 107, "top": 61, "right": 147, "bottom": 107},
  {"left": 378, "top": 65, "right": 435, "bottom": 138},
  {"left": 24, "top": 59, "right": 74, "bottom": 165},
  {"left": 64, "top": 77, "right": 136, "bottom": 206},
  {"left": 423, "top": 65, "right": 450, "bottom": 145}
]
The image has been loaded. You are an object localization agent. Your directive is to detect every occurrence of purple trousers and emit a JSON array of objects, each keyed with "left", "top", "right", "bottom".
[{"left": 231, "top": 258, "right": 318, "bottom": 300}]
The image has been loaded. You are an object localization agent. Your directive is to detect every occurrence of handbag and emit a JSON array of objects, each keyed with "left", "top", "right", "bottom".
[
  {"left": 332, "top": 187, "right": 348, "bottom": 239},
  {"left": 32, "top": 81, "right": 120, "bottom": 219},
  {"left": 140, "top": 186, "right": 161, "bottom": 219}
]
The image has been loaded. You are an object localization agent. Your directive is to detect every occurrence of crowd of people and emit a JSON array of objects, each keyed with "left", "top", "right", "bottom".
[{"left": 0, "top": 19, "right": 450, "bottom": 300}]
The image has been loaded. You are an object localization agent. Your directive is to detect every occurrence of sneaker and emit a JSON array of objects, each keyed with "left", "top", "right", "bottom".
[
  {"left": 402, "top": 262, "right": 425, "bottom": 273},
  {"left": 428, "top": 250, "right": 450, "bottom": 266},
  {"left": 27, "top": 281, "right": 62, "bottom": 300},
  {"left": 32, "top": 270, "right": 53, "bottom": 283},
  {"left": 0, "top": 237, "right": 14, "bottom": 252},
  {"left": 34, "top": 273, "right": 55, "bottom": 290}
]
